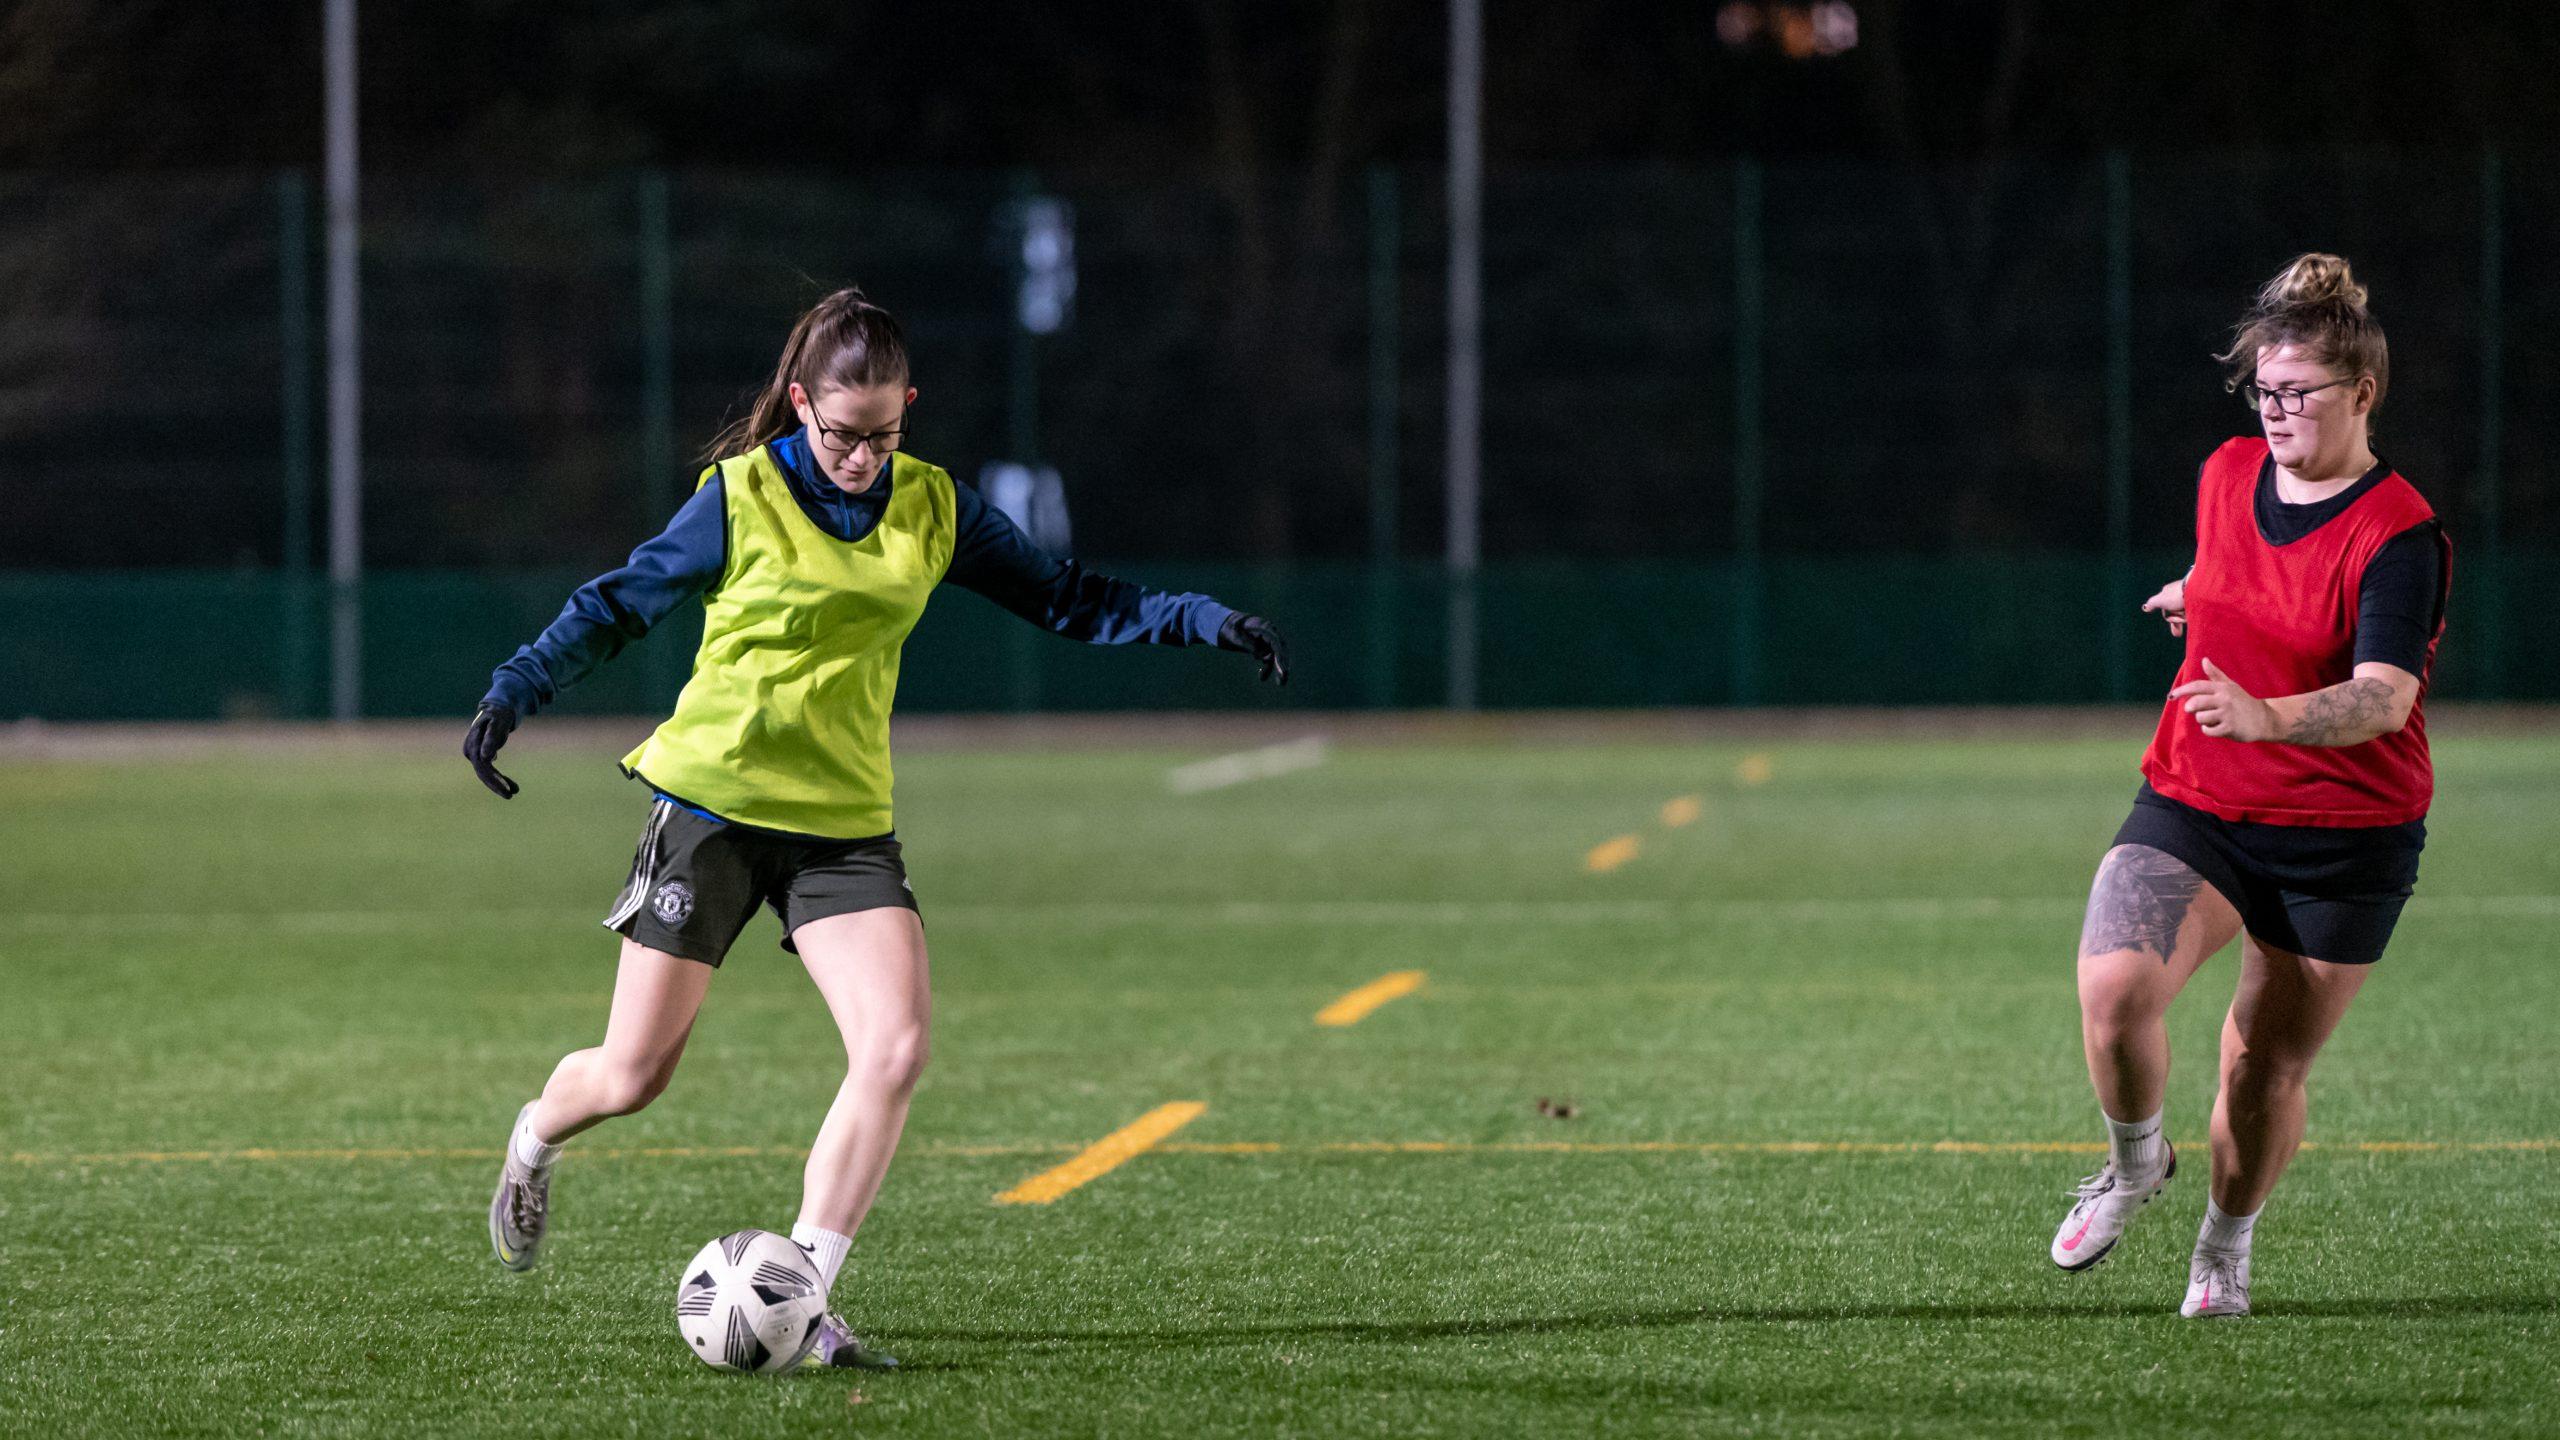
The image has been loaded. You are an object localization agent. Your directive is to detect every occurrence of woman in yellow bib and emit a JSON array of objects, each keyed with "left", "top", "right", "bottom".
[{"left": 463, "top": 288, "right": 1287, "bottom": 1369}]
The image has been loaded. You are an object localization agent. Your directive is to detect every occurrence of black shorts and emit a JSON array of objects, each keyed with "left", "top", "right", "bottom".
[
  {"left": 2109, "top": 785, "right": 2423, "bottom": 966},
  {"left": 603, "top": 797, "right": 920, "bottom": 967}
]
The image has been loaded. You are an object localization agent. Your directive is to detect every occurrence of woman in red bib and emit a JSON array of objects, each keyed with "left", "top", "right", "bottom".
[{"left": 2045, "top": 255, "right": 2450, "bottom": 1318}]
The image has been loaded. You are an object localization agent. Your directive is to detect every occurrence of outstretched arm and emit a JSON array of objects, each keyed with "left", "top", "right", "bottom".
[
  {"left": 942, "top": 482, "right": 1232, "bottom": 647},
  {"left": 466, "top": 481, "right": 726, "bottom": 798},
  {"left": 484, "top": 481, "right": 727, "bottom": 717}
]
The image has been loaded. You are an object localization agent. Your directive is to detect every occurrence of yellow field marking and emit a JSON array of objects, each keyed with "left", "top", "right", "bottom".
[
  {"left": 994, "top": 1102, "right": 1209, "bottom": 1205},
  {"left": 1660, "top": 795, "right": 1703, "bottom": 828},
  {"left": 1585, "top": 834, "right": 1642, "bottom": 873},
  {"left": 11, "top": 1137, "right": 2554, "bottom": 1168},
  {"left": 1735, "top": 753, "right": 1774, "bottom": 786},
  {"left": 1315, "top": 970, "right": 1426, "bottom": 1027}
]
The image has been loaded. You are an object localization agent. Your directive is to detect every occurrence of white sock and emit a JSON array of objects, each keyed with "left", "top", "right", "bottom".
[
  {"left": 2198, "top": 1197, "right": 2258, "bottom": 1253},
  {"left": 2104, "top": 1108, "right": 2166, "bottom": 1178},
  {"left": 512, "top": 1106, "right": 563, "bottom": 1170},
  {"left": 792, "top": 1223, "right": 852, "bottom": 1294}
]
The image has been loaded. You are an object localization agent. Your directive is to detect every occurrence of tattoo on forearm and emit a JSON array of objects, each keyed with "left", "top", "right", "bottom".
[
  {"left": 2281, "top": 676, "right": 2396, "bottom": 746},
  {"left": 2080, "top": 846, "right": 2206, "bottom": 963}
]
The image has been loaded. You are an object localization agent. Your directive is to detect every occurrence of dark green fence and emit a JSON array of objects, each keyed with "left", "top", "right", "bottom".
[
  {"left": 5, "top": 554, "right": 2544, "bottom": 721},
  {"left": 4, "top": 155, "right": 2552, "bottom": 716}
]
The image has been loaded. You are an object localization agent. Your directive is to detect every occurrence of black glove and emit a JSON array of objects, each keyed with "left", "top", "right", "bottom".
[
  {"left": 463, "top": 702, "right": 521, "bottom": 799},
  {"left": 1218, "top": 613, "right": 1290, "bottom": 687}
]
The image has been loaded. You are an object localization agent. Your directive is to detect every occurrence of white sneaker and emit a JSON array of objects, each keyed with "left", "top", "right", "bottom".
[
  {"left": 2049, "top": 1145, "right": 2175, "bottom": 1272},
  {"left": 488, "top": 1103, "right": 552, "bottom": 1272},
  {"left": 2182, "top": 1245, "right": 2251, "bottom": 1317}
]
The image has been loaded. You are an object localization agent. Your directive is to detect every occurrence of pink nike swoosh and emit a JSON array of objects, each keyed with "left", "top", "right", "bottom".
[{"left": 2062, "top": 1212, "right": 2096, "bottom": 1251}]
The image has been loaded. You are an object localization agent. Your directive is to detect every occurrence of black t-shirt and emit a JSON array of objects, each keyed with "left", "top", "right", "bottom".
[{"left": 2247, "top": 455, "right": 2443, "bottom": 676}]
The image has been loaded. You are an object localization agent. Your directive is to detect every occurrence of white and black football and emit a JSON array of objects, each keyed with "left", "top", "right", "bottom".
[{"left": 674, "top": 1229, "right": 827, "bottom": 1374}]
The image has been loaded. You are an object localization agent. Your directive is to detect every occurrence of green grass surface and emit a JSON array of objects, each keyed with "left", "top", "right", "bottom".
[{"left": 4, "top": 726, "right": 2557, "bottom": 1437}]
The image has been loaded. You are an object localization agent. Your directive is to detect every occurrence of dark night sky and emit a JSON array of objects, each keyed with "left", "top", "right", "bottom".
[{"left": 7, "top": 1, "right": 2556, "bottom": 174}]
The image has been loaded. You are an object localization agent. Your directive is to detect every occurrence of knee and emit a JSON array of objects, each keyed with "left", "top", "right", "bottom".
[
  {"left": 593, "top": 1051, "right": 680, "bottom": 1116},
  {"left": 851, "top": 1021, "right": 930, "bottom": 1097},
  {"left": 2078, "top": 975, "right": 2163, "bottom": 1048}
]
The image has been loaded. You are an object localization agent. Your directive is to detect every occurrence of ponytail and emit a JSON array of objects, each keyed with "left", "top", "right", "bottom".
[
  {"left": 2217, "top": 252, "right": 2389, "bottom": 412},
  {"left": 702, "top": 287, "right": 911, "bottom": 463}
]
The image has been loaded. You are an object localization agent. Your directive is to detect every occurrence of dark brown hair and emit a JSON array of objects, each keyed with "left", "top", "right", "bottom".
[
  {"left": 2217, "top": 252, "right": 2388, "bottom": 412},
  {"left": 702, "top": 287, "right": 910, "bottom": 462}
]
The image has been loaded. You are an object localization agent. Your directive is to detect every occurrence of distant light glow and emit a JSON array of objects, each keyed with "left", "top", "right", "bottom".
[
  {"left": 1716, "top": 2, "right": 1759, "bottom": 47},
  {"left": 1011, "top": 197, "right": 1076, "bottom": 335},
  {"left": 1717, "top": 1, "right": 1856, "bottom": 58}
]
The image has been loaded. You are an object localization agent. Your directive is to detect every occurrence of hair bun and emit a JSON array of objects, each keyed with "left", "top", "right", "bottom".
[{"left": 2269, "top": 252, "right": 2367, "bottom": 311}]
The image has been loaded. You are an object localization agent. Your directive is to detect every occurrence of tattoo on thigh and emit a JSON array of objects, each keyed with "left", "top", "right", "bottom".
[{"left": 2080, "top": 847, "right": 2207, "bottom": 963}]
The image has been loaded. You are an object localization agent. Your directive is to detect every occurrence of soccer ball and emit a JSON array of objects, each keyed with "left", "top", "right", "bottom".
[{"left": 674, "top": 1229, "right": 828, "bottom": 1373}]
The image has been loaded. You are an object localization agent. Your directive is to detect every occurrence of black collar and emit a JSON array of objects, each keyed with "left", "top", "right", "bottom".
[{"left": 2253, "top": 452, "right": 2392, "bottom": 547}]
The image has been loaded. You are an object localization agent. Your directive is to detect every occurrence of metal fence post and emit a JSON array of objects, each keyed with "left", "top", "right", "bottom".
[
  {"left": 2104, "top": 150, "right": 2134, "bottom": 702},
  {"left": 1367, "top": 166, "right": 1402, "bottom": 710},
  {"left": 278, "top": 170, "right": 316, "bottom": 720},
  {"left": 324, "top": 0, "right": 363, "bottom": 720},
  {"left": 1731, "top": 158, "right": 1765, "bottom": 706},
  {"left": 2476, "top": 148, "right": 2505, "bottom": 698},
  {"left": 1445, "top": 0, "right": 1483, "bottom": 711}
]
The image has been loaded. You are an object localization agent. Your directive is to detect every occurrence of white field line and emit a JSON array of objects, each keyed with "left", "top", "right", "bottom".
[
  {"left": 1165, "top": 736, "right": 1330, "bottom": 794},
  {"left": 14, "top": 894, "right": 2560, "bottom": 934}
]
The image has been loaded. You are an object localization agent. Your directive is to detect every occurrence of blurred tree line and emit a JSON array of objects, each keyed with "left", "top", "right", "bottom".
[
  {"left": 3, "top": 2, "right": 2554, "bottom": 568},
  {"left": 9, "top": 2, "right": 2556, "bottom": 172}
]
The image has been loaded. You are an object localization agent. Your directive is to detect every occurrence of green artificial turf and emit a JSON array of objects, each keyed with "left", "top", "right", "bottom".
[{"left": 3, "top": 726, "right": 2555, "bottom": 1437}]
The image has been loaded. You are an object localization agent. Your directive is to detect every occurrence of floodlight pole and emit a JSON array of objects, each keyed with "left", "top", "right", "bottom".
[
  {"left": 2103, "top": 150, "right": 2133, "bottom": 702},
  {"left": 325, "top": 0, "right": 362, "bottom": 721},
  {"left": 1445, "top": 0, "right": 1483, "bottom": 711}
]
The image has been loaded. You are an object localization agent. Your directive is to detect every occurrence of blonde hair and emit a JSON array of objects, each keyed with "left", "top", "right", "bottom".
[
  {"left": 702, "top": 287, "right": 910, "bottom": 463},
  {"left": 2218, "top": 252, "right": 2388, "bottom": 411}
]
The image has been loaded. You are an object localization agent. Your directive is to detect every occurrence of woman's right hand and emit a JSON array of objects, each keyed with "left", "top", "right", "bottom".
[
  {"left": 464, "top": 702, "right": 521, "bottom": 798},
  {"left": 2141, "top": 576, "right": 2187, "bottom": 636}
]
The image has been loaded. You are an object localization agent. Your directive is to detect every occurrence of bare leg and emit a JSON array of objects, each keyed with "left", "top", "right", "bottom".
[
  {"left": 2209, "top": 935, "right": 2371, "bottom": 1216},
  {"left": 790, "top": 908, "right": 931, "bottom": 1238},
  {"left": 2076, "top": 845, "right": 2243, "bottom": 1122},
  {"left": 529, "top": 939, "right": 714, "bottom": 1144}
]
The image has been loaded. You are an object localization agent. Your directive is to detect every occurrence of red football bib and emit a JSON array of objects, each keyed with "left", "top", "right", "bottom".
[{"left": 2140, "top": 436, "right": 2446, "bottom": 827}]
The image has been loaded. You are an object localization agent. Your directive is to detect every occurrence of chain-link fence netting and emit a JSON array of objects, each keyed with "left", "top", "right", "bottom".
[{"left": 2, "top": 157, "right": 2549, "bottom": 715}]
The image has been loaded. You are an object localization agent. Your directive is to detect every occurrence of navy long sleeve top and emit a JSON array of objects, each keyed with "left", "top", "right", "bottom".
[{"left": 484, "top": 430, "right": 1234, "bottom": 718}]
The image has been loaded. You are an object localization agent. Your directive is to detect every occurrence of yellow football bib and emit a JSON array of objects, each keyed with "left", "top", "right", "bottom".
[{"left": 622, "top": 447, "right": 956, "bottom": 837}]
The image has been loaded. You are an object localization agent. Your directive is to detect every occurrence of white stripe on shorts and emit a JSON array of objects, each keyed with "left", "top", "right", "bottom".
[{"left": 604, "top": 798, "right": 674, "bottom": 930}]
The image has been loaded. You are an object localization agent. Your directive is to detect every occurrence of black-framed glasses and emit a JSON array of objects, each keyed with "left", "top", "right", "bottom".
[
  {"left": 2239, "top": 378, "right": 2350, "bottom": 415},
  {"left": 807, "top": 407, "right": 909, "bottom": 456}
]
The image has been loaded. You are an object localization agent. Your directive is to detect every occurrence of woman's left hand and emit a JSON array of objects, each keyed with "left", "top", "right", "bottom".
[
  {"left": 1220, "top": 614, "right": 1291, "bottom": 686},
  {"left": 2169, "top": 658, "right": 2276, "bottom": 742}
]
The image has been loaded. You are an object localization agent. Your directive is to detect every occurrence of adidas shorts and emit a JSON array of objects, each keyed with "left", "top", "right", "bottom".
[{"left": 604, "top": 796, "right": 919, "bottom": 967}]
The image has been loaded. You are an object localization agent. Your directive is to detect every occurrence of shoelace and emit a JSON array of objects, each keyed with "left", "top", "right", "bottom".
[
  {"left": 2067, "top": 1164, "right": 2119, "bottom": 1202},
  {"left": 2193, "top": 1248, "right": 2245, "bottom": 1298},
  {"left": 510, "top": 1169, "right": 547, "bottom": 1234}
]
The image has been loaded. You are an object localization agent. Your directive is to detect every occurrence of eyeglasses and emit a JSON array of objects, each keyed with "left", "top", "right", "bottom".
[
  {"left": 807, "top": 408, "right": 908, "bottom": 456},
  {"left": 2239, "top": 379, "right": 2350, "bottom": 415}
]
